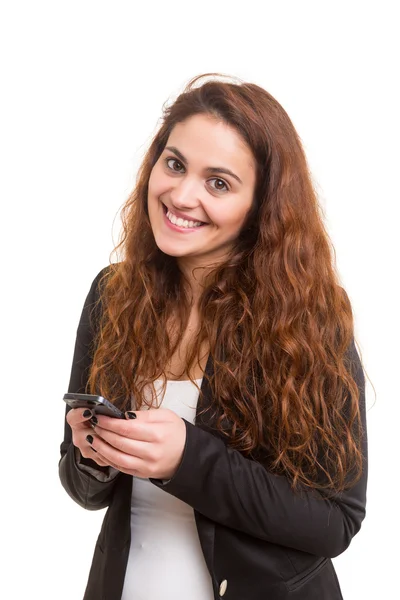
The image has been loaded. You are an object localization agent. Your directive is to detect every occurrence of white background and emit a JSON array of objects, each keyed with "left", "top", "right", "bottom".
[{"left": 1, "top": 1, "right": 399, "bottom": 598}]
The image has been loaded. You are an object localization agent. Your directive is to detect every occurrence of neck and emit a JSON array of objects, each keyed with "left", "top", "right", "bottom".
[{"left": 177, "top": 260, "right": 209, "bottom": 305}]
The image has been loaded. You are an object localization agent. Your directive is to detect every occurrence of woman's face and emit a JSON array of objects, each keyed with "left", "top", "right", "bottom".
[{"left": 147, "top": 114, "right": 257, "bottom": 269}]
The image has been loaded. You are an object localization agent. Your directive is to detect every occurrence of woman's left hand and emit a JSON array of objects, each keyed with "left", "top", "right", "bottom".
[{"left": 88, "top": 408, "right": 187, "bottom": 480}]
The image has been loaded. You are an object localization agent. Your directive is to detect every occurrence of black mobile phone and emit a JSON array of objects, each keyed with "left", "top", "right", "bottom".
[{"left": 63, "top": 393, "right": 125, "bottom": 419}]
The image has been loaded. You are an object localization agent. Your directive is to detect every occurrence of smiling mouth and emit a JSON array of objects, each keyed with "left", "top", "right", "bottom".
[{"left": 162, "top": 203, "right": 208, "bottom": 229}]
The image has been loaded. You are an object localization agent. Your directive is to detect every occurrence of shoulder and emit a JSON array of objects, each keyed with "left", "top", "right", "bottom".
[
  {"left": 88, "top": 263, "right": 119, "bottom": 303},
  {"left": 80, "top": 264, "right": 119, "bottom": 335}
]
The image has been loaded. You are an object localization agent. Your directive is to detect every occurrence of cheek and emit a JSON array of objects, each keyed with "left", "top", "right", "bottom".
[
  {"left": 147, "top": 171, "right": 157, "bottom": 200},
  {"left": 148, "top": 167, "right": 168, "bottom": 200},
  {"left": 209, "top": 204, "right": 251, "bottom": 231}
]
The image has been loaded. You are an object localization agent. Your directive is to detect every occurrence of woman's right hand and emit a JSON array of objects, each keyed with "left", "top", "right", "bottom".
[{"left": 66, "top": 408, "right": 111, "bottom": 468}]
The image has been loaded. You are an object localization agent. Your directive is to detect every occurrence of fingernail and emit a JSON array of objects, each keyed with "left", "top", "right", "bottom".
[
  {"left": 90, "top": 416, "right": 98, "bottom": 425},
  {"left": 83, "top": 409, "right": 92, "bottom": 418},
  {"left": 86, "top": 434, "right": 94, "bottom": 444},
  {"left": 126, "top": 411, "right": 137, "bottom": 419}
]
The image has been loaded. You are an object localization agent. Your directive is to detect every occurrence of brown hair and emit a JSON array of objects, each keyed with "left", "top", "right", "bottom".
[{"left": 88, "top": 73, "right": 364, "bottom": 493}]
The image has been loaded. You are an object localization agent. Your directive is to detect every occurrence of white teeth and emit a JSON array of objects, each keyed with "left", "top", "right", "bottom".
[{"left": 166, "top": 210, "right": 203, "bottom": 229}]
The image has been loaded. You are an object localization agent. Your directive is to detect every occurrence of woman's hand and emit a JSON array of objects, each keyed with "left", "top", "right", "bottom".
[
  {"left": 87, "top": 408, "right": 187, "bottom": 480},
  {"left": 66, "top": 408, "right": 114, "bottom": 469}
]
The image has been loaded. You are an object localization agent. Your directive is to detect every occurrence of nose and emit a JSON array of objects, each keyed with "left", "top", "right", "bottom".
[{"left": 169, "top": 176, "right": 201, "bottom": 210}]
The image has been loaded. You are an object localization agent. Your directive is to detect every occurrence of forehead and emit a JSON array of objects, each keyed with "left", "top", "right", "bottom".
[{"left": 166, "top": 114, "right": 256, "bottom": 174}]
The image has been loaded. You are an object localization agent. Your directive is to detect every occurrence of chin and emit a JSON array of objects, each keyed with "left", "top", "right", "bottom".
[{"left": 153, "top": 237, "right": 189, "bottom": 258}]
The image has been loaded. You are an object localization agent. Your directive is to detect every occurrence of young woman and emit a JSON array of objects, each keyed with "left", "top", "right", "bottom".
[{"left": 59, "top": 74, "right": 367, "bottom": 600}]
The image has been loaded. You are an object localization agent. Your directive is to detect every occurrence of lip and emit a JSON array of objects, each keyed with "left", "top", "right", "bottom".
[
  {"left": 162, "top": 203, "right": 207, "bottom": 224},
  {"left": 162, "top": 203, "right": 208, "bottom": 233}
]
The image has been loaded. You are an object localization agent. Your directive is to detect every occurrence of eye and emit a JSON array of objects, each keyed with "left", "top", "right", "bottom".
[
  {"left": 165, "top": 158, "right": 185, "bottom": 173},
  {"left": 164, "top": 157, "right": 229, "bottom": 192},
  {"left": 209, "top": 178, "right": 229, "bottom": 193}
]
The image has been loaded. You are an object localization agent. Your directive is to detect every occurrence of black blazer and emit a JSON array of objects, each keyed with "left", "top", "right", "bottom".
[{"left": 59, "top": 267, "right": 368, "bottom": 600}]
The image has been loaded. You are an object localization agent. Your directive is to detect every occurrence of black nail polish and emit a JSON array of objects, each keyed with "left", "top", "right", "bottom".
[
  {"left": 83, "top": 409, "right": 92, "bottom": 418},
  {"left": 90, "top": 416, "right": 98, "bottom": 425},
  {"left": 126, "top": 411, "right": 137, "bottom": 419},
  {"left": 86, "top": 434, "right": 94, "bottom": 444}
]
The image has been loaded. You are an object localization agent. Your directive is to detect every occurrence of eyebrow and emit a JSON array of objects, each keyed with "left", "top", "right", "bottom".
[{"left": 165, "top": 146, "right": 243, "bottom": 185}]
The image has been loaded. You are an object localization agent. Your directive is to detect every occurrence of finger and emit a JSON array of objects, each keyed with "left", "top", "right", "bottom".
[
  {"left": 92, "top": 425, "right": 155, "bottom": 459},
  {"left": 90, "top": 450, "right": 122, "bottom": 472},
  {"left": 124, "top": 407, "right": 175, "bottom": 423},
  {"left": 87, "top": 449, "right": 115, "bottom": 469},
  {"left": 94, "top": 412, "right": 169, "bottom": 439},
  {"left": 87, "top": 433, "right": 146, "bottom": 473},
  {"left": 71, "top": 421, "right": 97, "bottom": 451},
  {"left": 81, "top": 435, "right": 115, "bottom": 469},
  {"left": 82, "top": 447, "right": 108, "bottom": 467},
  {"left": 67, "top": 408, "right": 94, "bottom": 428},
  {"left": 98, "top": 419, "right": 161, "bottom": 443}
]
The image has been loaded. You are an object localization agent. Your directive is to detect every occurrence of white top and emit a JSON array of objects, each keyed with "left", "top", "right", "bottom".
[{"left": 120, "top": 378, "right": 215, "bottom": 600}]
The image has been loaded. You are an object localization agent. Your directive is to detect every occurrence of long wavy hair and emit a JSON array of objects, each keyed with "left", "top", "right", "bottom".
[{"left": 87, "top": 73, "right": 364, "bottom": 493}]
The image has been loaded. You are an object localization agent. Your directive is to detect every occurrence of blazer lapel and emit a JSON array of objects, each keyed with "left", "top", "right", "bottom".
[{"left": 193, "top": 352, "right": 217, "bottom": 586}]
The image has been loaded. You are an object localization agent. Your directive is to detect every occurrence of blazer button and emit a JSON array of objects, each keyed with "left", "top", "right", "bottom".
[{"left": 219, "top": 579, "right": 228, "bottom": 597}]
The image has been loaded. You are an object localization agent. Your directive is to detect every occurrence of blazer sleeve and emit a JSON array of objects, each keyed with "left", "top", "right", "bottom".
[
  {"left": 59, "top": 266, "right": 121, "bottom": 510},
  {"left": 151, "top": 337, "right": 368, "bottom": 558}
]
